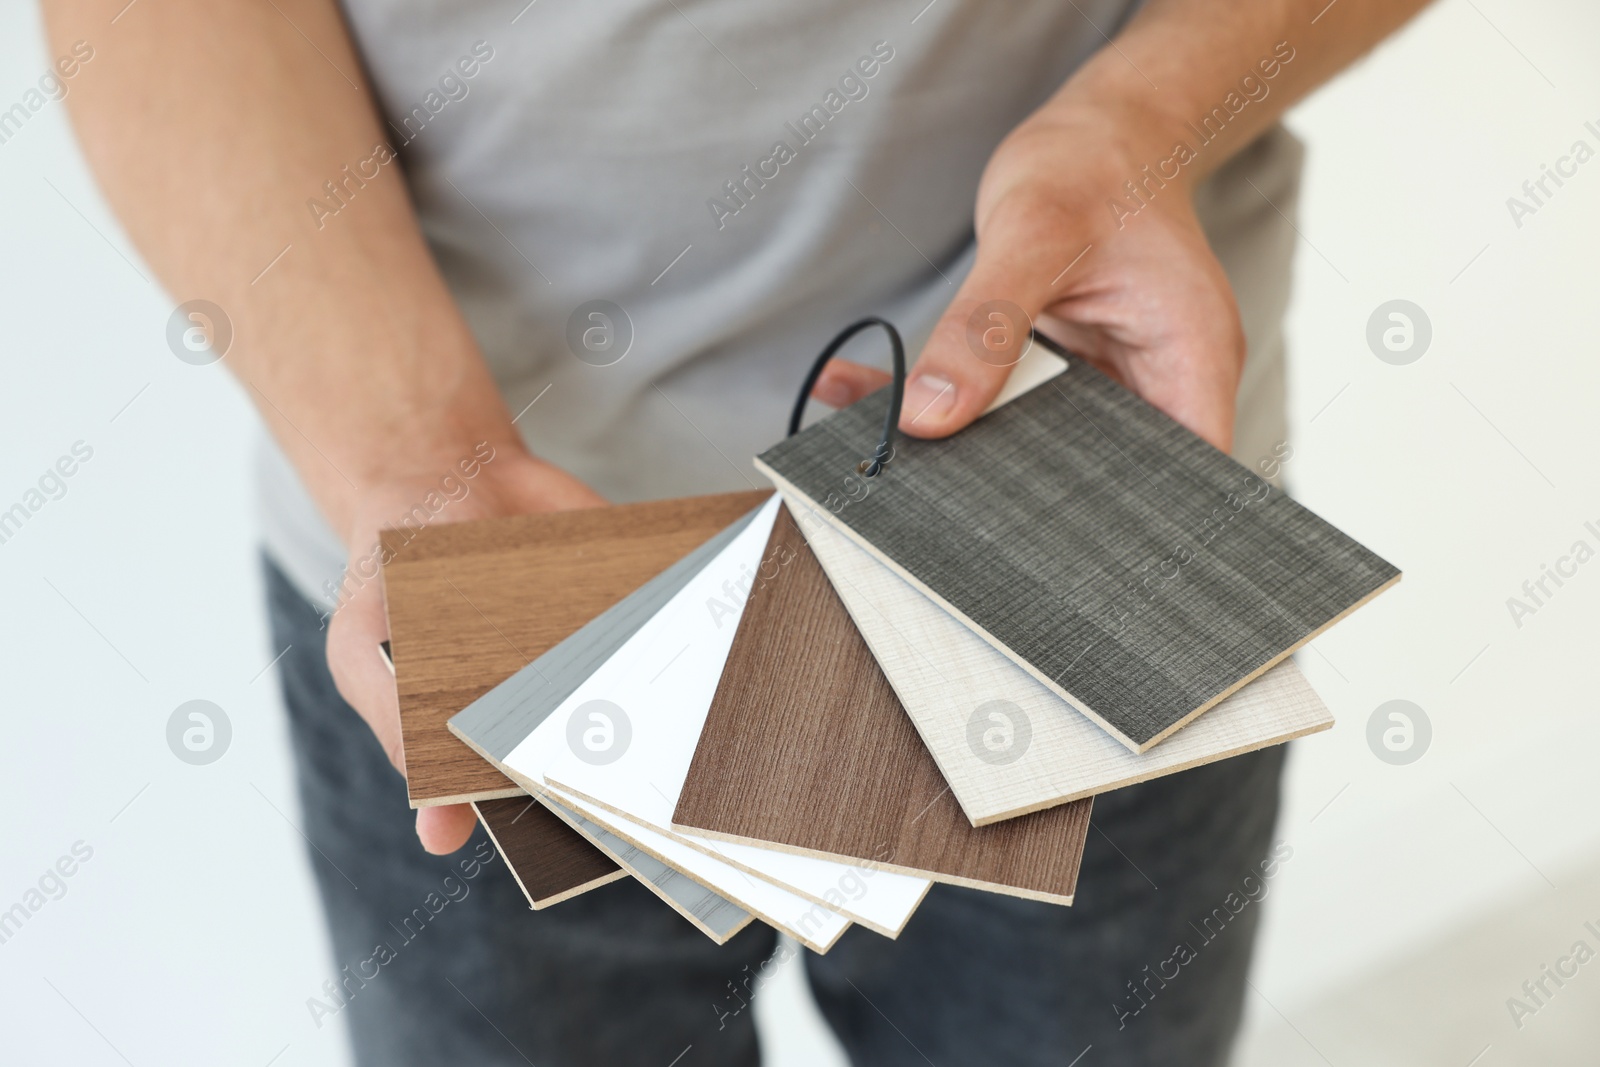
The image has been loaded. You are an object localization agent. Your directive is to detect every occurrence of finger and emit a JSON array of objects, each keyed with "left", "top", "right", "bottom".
[
  {"left": 1048, "top": 310, "right": 1240, "bottom": 453},
  {"left": 1044, "top": 251, "right": 1245, "bottom": 454},
  {"left": 812, "top": 360, "right": 893, "bottom": 409},
  {"left": 416, "top": 803, "right": 477, "bottom": 855},
  {"left": 326, "top": 580, "right": 407, "bottom": 774},
  {"left": 1130, "top": 278, "right": 1245, "bottom": 454},
  {"left": 901, "top": 197, "right": 1082, "bottom": 438},
  {"left": 1123, "top": 345, "right": 1240, "bottom": 453}
]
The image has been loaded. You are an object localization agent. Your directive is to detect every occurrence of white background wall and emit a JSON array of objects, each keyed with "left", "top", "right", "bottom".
[{"left": 1, "top": 2, "right": 1595, "bottom": 1064}]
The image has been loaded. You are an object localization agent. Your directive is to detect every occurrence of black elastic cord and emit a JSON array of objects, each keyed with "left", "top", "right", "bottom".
[
  {"left": 1029, "top": 327, "right": 1069, "bottom": 359},
  {"left": 787, "top": 317, "right": 905, "bottom": 477}
]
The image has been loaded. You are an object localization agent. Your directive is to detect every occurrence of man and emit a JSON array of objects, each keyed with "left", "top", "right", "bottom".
[{"left": 49, "top": 0, "right": 1427, "bottom": 1062}]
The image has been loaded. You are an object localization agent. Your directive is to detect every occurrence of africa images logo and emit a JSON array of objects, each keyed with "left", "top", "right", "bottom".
[
  {"left": 706, "top": 41, "right": 895, "bottom": 231},
  {"left": 966, "top": 701, "right": 1032, "bottom": 765},
  {"left": 166, "top": 700, "right": 232, "bottom": 765},
  {"left": 566, "top": 699, "right": 632, "bottom": 765}
]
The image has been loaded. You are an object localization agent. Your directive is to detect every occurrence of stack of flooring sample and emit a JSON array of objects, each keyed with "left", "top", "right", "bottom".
[
  {"left": 379, "top": 344, "right": 1398, "bottom": 950},
  {"left": 382, "top": 492, "right": 769, "bottom": 913},
  {"left": 449, "top": 496, "right": 932, "bottom": 951},
  {"left": 381, "top": 491, "right": 767, "bottom": 805},
  {"left": 754, "top": 349, "right": 1398, "bottom": 755},
  {"left": 789, "top": 508, "right": 1337, "bottom": 824},
  {"left": 670, "top": 504, "right": 1091, "bottom": 904}
]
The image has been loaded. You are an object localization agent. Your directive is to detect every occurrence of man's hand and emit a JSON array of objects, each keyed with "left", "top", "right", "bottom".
[
  {"left": 326, "top": 450, "right": 606, "bottom": 855},
  {"left": 812, "top": 0, "right": 1433, "bottom": 449},
  {"left": 46, "top": 0, "right": 597, "bottom": 856},
  {"left": 816, "top": 107, "right": 1243, "bottom": 451},
  {"left": 49, "top": 0, "right": 1430, "bottom": 860}
]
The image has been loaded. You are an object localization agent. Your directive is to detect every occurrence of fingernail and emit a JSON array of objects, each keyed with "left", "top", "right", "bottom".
[
  {"left": 903, "top": 374, "right": 958, "bottom": 424},
  {"left": 813, "top": 378, "right": 853, "bottom": 408}
]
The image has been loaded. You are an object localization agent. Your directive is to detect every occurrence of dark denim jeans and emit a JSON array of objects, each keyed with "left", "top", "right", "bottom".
[{"left": 267, "top": 555, "right": 1286, "bottom": 1066}]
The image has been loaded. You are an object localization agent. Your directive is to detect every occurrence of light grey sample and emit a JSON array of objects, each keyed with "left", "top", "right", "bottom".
[{"left": 540, "top": 795, "right": 751, "bottom": 941}]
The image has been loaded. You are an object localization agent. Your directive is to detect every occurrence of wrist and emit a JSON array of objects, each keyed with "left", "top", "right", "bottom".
[
  {"left": 1032, "top": 93, "right": 1205, "bottom": 204},
  {"left": 976, "top": 96, "right": 1204, "bottom": 257},
  {"left": 339, "top": 444, "right": 603, "bottom": 555}
]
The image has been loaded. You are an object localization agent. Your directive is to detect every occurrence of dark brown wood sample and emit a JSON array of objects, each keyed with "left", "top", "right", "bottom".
[
  {"left": 757, "top": 359, "right": 1400, "bottom": 752},
  {"left": 381, "top": 490, "right": 771, "bottom": 807},
  {"left": 672, "top": 505, "right": 1092, "bottom": 904},
  {"left": 473, "top": 797, "right": 625, "bottom": 909}
]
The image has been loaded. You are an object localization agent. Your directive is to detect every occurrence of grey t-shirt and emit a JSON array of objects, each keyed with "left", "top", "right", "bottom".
[{"left": 260, "top": 0, "right": 1303, "bottom": 607}]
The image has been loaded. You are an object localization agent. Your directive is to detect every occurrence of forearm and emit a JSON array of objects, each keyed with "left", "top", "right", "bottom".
[
  {"left": 1040, "top": 0, "right": 1432, "bottom": 189},
  {"left": 44, "top": 0, "right": 523, "bottom": 544}
]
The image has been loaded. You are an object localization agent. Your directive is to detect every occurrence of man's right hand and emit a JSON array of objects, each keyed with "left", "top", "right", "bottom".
[
  {"left": 325, "top": 449, "right": 606, "bottom": 855},
  {"left": 43, "top": 0, "right": 612, "bottom": 857}
]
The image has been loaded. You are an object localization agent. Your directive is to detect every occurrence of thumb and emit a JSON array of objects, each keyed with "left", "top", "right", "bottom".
[{"left": 899, "top": 209, "right": 1075, "bottom": 439}]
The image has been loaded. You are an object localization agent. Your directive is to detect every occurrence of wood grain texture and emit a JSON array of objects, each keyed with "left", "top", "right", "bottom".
[
  {"left": 472, "top": 797, "right": 625, "bottom": 909},
  {"left": 485, "top": 498, "right": 928, "bottom": 937},
  {"left": 380, "top": 490, "right": 770, "bottom": 805},
  {"left": 757, "top": 359, "right": 1400, "bottom": 752},
  {"left": 672, "top": 504, "right": 1092, "bottom": 904},
  {"left": 793, "top": 500, "right": 1334, "bottom": 825},
  {"left": 450, "top": 507, "right": 761, "bottom": 762}
]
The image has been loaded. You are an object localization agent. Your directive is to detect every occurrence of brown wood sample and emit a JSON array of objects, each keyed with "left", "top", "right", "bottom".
[
  {"left": 672, "top": 505, "right": 1092, "bottom": 904},
  {"left": 381, "top": 490, "right": 771, "bottom": 806},
  {"left": 473, "top": 797, "right": 625, "bottom": 909}
]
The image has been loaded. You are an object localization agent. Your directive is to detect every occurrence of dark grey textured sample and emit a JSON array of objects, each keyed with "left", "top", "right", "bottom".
[
  {"left": 449, "top": 506, "right": 763, "bottom": 761},
  {"left": 758, "top": 361, "right": 1399, "bottom": 749}
]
